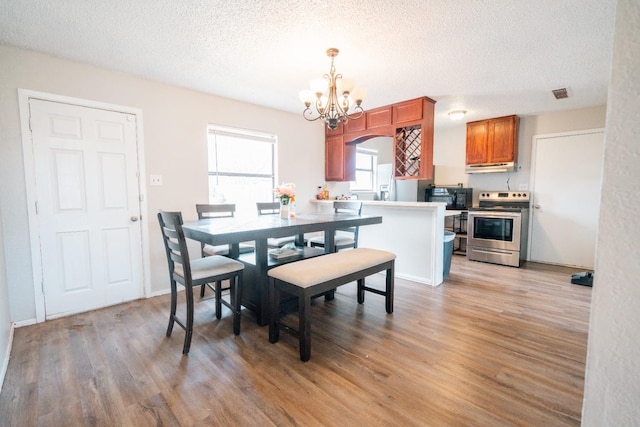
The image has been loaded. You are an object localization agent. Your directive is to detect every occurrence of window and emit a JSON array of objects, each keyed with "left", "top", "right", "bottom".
[
  {"left": 350, "top": 148, "right": 377, "bottom": 192},
  {"left": 207, "top": 125, "right": 277, "bottom": 213}
]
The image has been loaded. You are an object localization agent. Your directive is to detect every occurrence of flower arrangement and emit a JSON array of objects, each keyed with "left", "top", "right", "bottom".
[{"left": 274, "top": 183, "right": 295, "bottom": 205}]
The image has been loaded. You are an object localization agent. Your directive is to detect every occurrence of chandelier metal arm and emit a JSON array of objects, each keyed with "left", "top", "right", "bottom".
[{"left": 300, "top": 48, "right": 365, "bottom": 130}]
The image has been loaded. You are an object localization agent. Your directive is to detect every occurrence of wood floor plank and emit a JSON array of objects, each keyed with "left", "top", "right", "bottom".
[{"left": 0, "top": 257, "right": 591, "bottom": 426}]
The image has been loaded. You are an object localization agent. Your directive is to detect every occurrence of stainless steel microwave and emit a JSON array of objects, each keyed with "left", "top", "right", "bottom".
[{"left": 425, "top": 187, "right": 473, "bottom": 210}]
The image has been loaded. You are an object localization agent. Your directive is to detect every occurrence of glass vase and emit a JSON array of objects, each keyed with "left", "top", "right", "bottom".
[{"left": 279, "top": 201, "right": 289, "bottom": 219}]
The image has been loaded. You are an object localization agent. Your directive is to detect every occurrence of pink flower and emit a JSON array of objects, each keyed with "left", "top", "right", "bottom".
[{"left": 274, "top": 183, "right": 296, "bottom": 202}]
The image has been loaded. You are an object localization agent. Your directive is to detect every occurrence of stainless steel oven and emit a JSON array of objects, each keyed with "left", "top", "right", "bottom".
[{"left": 467, "top": 191, "right": 530, "bottom": 267}]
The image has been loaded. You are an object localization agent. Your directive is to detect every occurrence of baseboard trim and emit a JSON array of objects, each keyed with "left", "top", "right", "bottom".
[{"left": 0, "top": 322, "right": 15, "bottom": 394}]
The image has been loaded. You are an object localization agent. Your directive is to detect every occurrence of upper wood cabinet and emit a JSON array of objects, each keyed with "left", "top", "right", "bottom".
[
  {"left": 466, "top": 115, "right": 519, "bottom": 166},
  {"left": 367, "top": 106, "right": 392, "bottom": 130},
  {"left": 324, "top": 96, "right": 436, "bottom": 181},
  {"left": 325, "top": 134, "right": 355, "bottom": 181}
]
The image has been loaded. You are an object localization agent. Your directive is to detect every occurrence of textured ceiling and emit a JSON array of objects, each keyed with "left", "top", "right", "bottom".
[{"left": 0, "top": 0, "right": 617, "bottom": 128}]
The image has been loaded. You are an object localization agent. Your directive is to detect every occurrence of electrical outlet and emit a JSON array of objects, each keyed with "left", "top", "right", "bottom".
[
  {"left": 518, "top": 183, "right": 528, "bottom": 191},
  {"left": 150, "top": 175, "right": 163, "bottom": 186}
]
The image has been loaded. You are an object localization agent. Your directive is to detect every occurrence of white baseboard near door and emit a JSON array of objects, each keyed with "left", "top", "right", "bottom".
[{"left": 0, "top": 322, "right": 15, "bottom": 394}]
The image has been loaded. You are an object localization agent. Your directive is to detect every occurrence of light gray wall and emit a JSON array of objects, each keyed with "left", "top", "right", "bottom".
[
  {"left": 0, "top": 205, "right": 11, "bottom": 391},
  {"left": 433, "top": 106, "right": 607, "bottom": 197},
  {"left": 0, "top": 44, "right": 325, "bottom": 323},
  {"left": 583, "top": 0, "right": 640, "bottom": 424}
]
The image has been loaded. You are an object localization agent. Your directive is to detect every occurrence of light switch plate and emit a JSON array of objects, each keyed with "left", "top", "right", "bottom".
[{"left": 150, "top": 175, "right": 163, "bottom": 186}]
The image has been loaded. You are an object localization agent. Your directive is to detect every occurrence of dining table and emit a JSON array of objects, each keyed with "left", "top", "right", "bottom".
[{"left": 182, "top": 212, "right": 383, "bottom": 326}]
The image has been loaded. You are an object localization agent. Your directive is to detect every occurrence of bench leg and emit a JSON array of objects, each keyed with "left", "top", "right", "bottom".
[
  {"left": 269, "top": 279, "right": 280, "bottom": 344},
  {"left": 357, "top": 278, "right": 365, "bottom": 304},
  {"left": 324, "top": 289, "right": 335, "bottom": 301},
  {"left": 386, "top": 265, "right": 394, "bottom": 314},
  {"left": 299, "top": 294, "right": 312, "bottom": 362}
]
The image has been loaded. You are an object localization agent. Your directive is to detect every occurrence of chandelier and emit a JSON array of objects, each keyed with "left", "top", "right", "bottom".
[{"left": 299, "top": 48, "right": 366, "bottom": 130}]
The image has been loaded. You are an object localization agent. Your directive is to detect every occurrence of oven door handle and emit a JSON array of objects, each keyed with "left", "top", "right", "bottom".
[{"left": 469, "top": 212, "right": 521, "bottom": 219}]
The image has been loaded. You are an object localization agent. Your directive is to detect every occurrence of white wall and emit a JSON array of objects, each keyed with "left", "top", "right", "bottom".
[
  {"left": 433, "top": 106, "right": 607, "bottom": 198},
  {"left": 0, "top": 44, "right": 325, "bottom": 323},
  {"left": 582, "top": 0, "right": 640, "bottom": 424},
  {"left": 0, "top": 205, "right": 12, "bottom": 392}
]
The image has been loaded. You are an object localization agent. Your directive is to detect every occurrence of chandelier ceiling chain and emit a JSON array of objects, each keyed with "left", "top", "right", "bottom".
[{"left": 299, "top": 48, "right": 365, "bottom": 130}]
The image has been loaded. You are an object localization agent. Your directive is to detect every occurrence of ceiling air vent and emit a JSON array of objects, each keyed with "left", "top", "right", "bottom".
[{"left": 552, "top": 88, "right": 569, "bottom": 99}]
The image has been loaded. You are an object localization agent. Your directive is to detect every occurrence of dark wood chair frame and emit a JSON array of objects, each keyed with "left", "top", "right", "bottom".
[
  {"left": 158, "top": 210, "right": 243, "bottom": 354},
  {"left": 310, "top": 200, "right": 363, "bottom": 252},
  {"left": 256, "top": 201, "right": 297, "bottom": 248},
  {"left": 196, "top": 203, "right": 254, "bottom": 297}
]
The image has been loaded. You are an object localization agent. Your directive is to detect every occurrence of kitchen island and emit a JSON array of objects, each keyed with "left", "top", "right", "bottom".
[{"left": 311, "top": 200, "right": 447, "bottom": 286}]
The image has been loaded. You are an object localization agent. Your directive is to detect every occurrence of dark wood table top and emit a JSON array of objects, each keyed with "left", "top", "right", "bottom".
[{"left": 182, "top": 213, "right": 382, "bottom": 245}]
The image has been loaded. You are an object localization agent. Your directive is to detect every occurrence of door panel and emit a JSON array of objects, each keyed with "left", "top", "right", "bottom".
[
  {"left": 530, "top": 130, "right": 604, "bottom": 269},
  {"left": 30, "top": 99, "right": 143, "bottom": 317}
]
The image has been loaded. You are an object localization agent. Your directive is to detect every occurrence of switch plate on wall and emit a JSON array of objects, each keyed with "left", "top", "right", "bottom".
[{"left": 150, "top": 175, "right": 163, "bottom": 186}]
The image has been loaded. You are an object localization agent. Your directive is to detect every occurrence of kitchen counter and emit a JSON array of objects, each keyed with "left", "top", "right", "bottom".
[{"left": 311, "top": 199, "right": 446, "bottom": 286}]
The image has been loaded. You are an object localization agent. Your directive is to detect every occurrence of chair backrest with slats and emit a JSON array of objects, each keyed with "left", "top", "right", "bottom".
[
  {"left": 256, "top": 201, "right": 280, "bottom": 215},
  {"left": 158, "top": 210, "right": 192, "bottom": 284},
  {"left": 334, "top": 201, "right": 363, "bottom": 244},
  {"left": 196, "top": 203, "right": 236, "bottom": 219}
]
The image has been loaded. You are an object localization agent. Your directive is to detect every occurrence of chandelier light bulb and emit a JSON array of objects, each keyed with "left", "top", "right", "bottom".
[{"left": 300, "top": 48, "right": 365, "bottom": 129}]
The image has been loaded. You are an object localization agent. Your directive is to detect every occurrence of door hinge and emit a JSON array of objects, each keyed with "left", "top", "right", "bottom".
[
  {"left": 41, "top": 280, "right": 45, "bottom": 294},
  {"left": 35, "top": 201, "right": 38, "bottom": 215}
]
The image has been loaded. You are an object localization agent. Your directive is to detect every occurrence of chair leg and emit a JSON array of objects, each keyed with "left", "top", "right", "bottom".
[
  {"left": 166, "top": 279, "right": 177, "bottom": 337},
  {"left": 268, "top": 279, "right": 280, "bottom": 344},
  {"left": 200, "top": 283, "right": 206, "bottom": 298},
  {"left": 299, "top": 293, "right": 312, "bottom": 362},
  {"left": 183, "top": 285, "right": 195, "bottom": 354},
  {"left": 231, "top": 273, "right": 242, "bottom": 335},
  {"left": 215, "top": 280, "right": 222, "bottom": 319},
  {"left": 357, "top": 278, "right": 365, "bottom": 304}
]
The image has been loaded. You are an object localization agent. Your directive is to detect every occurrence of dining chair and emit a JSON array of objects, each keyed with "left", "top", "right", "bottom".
[
  {"left": 256, "top": 202, "right": 297, "bottom": 248},
  {"left": 196, "top": 203, "right": 255, "bottom": 257},
  {"left": 308, "top": 201, "right": 363, "bottom": 252},
  {"left": 195, "top": 203, "right": 254, "bottom": 297},
  {"left": 158, "top": 210, "right": 244, "bottom": 354}
]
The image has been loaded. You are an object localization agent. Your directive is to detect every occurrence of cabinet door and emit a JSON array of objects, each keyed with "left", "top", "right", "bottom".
[
  {"left": 325, "top": 135, "right": 355, "bottom": 181},
  {"left": 393, "top": 98, "right": 423, "bottom": 124},
  {"left": 466, "top": 120, "right": 490, "bottom": 164},
  {"left": 344, "top": 115, "right": 366, "bottom": 133},
  {"left": 367, "top": 106, "right": 392, "bottom": 129},
  {"left": 489, "top": 115, "right": 518, "bottom": 163}
]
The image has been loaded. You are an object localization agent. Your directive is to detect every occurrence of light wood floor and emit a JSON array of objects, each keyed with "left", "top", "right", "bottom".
[{"left": 1, "top": 256, "right": 592, "bottom": 426}]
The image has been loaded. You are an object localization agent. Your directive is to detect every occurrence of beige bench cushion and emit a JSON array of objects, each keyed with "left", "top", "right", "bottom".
[{"left": 268, "top": 248, "right": 395, "bottom": 288}]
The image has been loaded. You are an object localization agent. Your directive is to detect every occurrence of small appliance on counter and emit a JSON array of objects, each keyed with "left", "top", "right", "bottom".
[{"left": 425, "top": 185, "right": 473, "bottom": 210}]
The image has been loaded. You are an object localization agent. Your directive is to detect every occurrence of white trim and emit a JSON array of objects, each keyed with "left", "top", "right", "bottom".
[
  {"left": 527, "top": 127, "right": 605, "bottom": 261},
  {"left": 18, "top": 89, "right": 151, "bottom": 322},
  {"left": 0, "top": 322, "right": 14, "bottom": 394}
]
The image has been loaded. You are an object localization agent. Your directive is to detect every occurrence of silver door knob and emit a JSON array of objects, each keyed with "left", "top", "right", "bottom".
[
  {"left": 534, "top": 205, "right": 541, "bottom": 209},
  {"left": 130, "top": 216, "right": 139, "bottom": 222}
]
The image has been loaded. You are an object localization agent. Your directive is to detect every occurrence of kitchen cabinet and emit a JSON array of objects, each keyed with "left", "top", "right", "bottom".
[
  {"left": 466, "top": 115, "right": 519, "bottom": 166},
  {"left": 325, "top": 134, "right": 355, "bottom": 181},
  {"left": 324, "top": 96, "right": 436, "bottom": 181},
  {"left": 393, "top": 97, "right": 436, "bottom": 180}
]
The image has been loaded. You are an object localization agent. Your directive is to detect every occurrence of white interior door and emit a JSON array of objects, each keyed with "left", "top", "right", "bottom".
[
  {"left": 30, "top": 99, "right": 144, "bottom": 317},
  {"left": 529, "top": 129, "right": 605, "bottom": 269}
]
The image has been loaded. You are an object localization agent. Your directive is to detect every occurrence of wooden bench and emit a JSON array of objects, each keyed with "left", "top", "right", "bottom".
[{"left": 267, "top": 248, "right": 396, "bottom": 362}]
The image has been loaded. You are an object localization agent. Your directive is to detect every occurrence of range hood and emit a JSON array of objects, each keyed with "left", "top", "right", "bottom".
[{"left": 465, "top": 162, "right": 516, "bottom": 174}]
